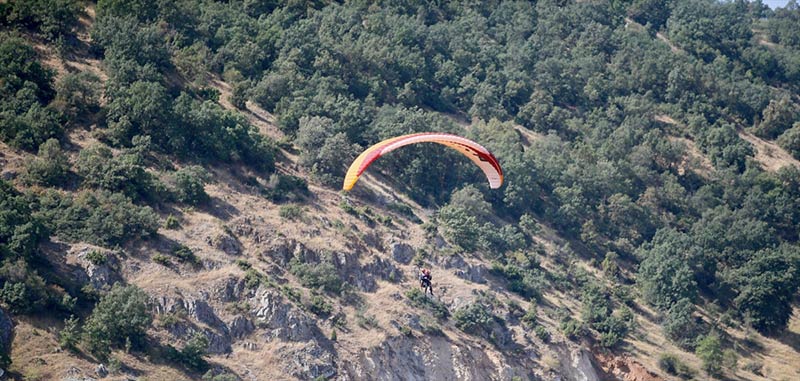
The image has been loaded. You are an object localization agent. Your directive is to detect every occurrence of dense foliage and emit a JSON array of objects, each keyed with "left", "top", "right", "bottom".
[{"left": 2, "top": 0, "right": 800, "bottom": 374}]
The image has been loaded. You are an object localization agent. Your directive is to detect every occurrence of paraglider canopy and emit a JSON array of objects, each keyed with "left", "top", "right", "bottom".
[{"left": 342, "top": 132, "right": 503, "bottom": 191}]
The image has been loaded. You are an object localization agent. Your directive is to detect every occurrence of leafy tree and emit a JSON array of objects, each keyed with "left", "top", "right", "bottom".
[
  {"left": 777, "top": 123, "right": 800, "bottom": 160},
  {"left": 728, "top": 245, "right": 800, "bottom": 332},
  {"left": 83, "top": 284, "right": 152, "bottom": 357},
  {"left": 753, "top": 96, "right": 799, "bottom": 139},
  {"left": 637, "top": 230, "right": 698, "bottom": 310},
  {"left": 0, "top": 0, "right": 82, "bottom": 40},
  {"left": 76, "top": 144, "right": 160, "bottom": 200},
  {"left": 662, "top": 298, "right": 702, "bottom": 349}
]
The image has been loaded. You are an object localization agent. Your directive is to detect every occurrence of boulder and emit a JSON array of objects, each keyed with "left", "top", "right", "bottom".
[
  {"left": 229, "top": 316, "right": 255, "bottom": 339},
  {"left": 279, "top": 342, "right": 336, "bottom": 380},
  {"left": 253, "top": 291, "right": 320, "bottom": 342},
  {"left": 208, "top": 232, "right": 242, "bottom": 256},
  {"left": 390, "top": 242, "right": 415, "bottom": 264}
]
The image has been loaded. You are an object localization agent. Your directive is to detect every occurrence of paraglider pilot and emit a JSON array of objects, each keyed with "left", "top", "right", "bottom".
[{"left": 419, "top": 268, "right": 433, "bottom": 296}]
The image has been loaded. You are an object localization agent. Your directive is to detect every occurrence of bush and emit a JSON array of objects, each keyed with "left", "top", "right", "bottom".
[
  {"left": 35, "top": 189, "right": 159, "bottom": 247},
  {"left": 658, "top": 353, "right": 695, "bottom": 379},
  {"left": 308, "top": 294, "right": 332, "bottom": 317},
  {"left": 695, "top": 333, "right": 723, "bottom": 377},
  {"left": 164, "top": 214, "right": 180, "bottom": 229},
  {"left": 172, "top": 244, "right": 200, "bottom": 266},
  {"left": 521, "top": 304, "right": 537, "bottom": 327},
  {"left": 404, "top": 288, "right": 449, "bottom": 319},
  {"left": 560, "top": 318, "right": 584, "bottom": 340},
  {"left": 153, "top": 254, "right": 171, "bottom": 266},
  {"left": 76, "top": 144, "right": 162, "bottom": 201},
  {"left": 777, "top": 124, "right": 800, "bottom": 160},
  {"left": 262, "top": 174, "right": 308, "bottom": 202},
  {"left": 279, "top": 204, "right": 304, "bottom": 220},
  {"left": 165, "top": 332, "right": 210, "bottom": 372},
  {"left": 490, "top": 262, "right": 544, "bottom": 300},
  {"left": 534, "top": 325, "right": 550, "bottom": 342},
  {"left": 59, "top": 315, "right": 80, "bottom": 351},
  {"left": 55, "top": 71, "right": 101, "bottom": 116},
  {"left": 85, "top": 250, "right": 108, "bottom": 266},
  {"left": 22, "top": 138, "right": 70, "bottom": 186},
  {"left": 453, "top": 302, "right": 495, "bottom": 336},
  {"left": 173, "top": 166, "right": 209, "bottom": 205},
  {"left": 289, "top": 259, "right": 342, "bottom": 294},
  {"left": 83, "top": 284, "right": 152, "bottom": 358}
]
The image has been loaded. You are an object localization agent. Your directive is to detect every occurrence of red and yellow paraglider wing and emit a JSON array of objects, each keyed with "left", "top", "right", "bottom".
[{"left": 342, "top": 133, "right": 503, "bottom": 191}]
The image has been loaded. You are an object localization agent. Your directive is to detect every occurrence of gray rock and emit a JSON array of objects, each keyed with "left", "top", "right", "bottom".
[
  {"left": 280, "top": 342, "right": 336, "bottom": 380},
  {"left": 74, "top": 247, "right": 120, "bottom": 289},
  {"left": 390, "top": 242, "right": 415, "bottom": 264},
  {"left": 362, "top": 256, "right": 404, "bottom": 284},
  {"left": 229, "top": 316, "right": 255, "bottom": 339},
  {"left": 210, "top": 232, "right": 242, "bottom": 256},
  {"left": 211, "top": 276, "right": 247, "bottom": 302},
  {"left": 95, "top": 364, "right": 107, "bottom": 378},
  {"left": 186, "top": 299, "right": 226, "bottom": 330},
  {"left": 253, "top": 291, "right": 320, "bottom": 342}
]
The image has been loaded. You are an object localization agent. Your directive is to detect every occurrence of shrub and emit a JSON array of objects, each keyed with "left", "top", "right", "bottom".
[
  {"left": 404, "top": 288, "right": 449, "bottom": 319},
  {"left": 85, "top": 250, "right": 108, "bottom": 266},
  {"left": 83, "top": 284, "right": 152, "bottom": 358},
  {"left": 279, "top": 204, "right": 303, "bottom": 220},
  {"left": 153, "top": 254, "right": 171, "bottom": 266},
  {"left": 263, "top": 174, "right": 308, "bottom": 202},
  {"left": 453, "top": 302, "right": 495, "bottom": 336},
  {"left": 289, "top": 259, "right": 342, "bottom": 294},
  {"left": 173, "top": 166, "right": 209, "bottom": 205},
  {"left": 165, "top": 332, "right": 210, "bottom": 372},
  {"left": 658, "top": 353, "right": 695, "bottom": 379},
  {"left": 172, "top": 244, "right": 200, "bottom": 266},
  {"left": 521, "top": 304, "right": 537, "bottom": 327},
  {"left": 164, "top": 214, "right": 180, "bottom": 229},
  {"left": 22, "top": 138, "right": 70, "bottom": 186},
  {"left": 490, "top": 262, "right": 544, "bottom": 300},
  {"left": 695, "top": 333, "right": 723, "bottom": 377},
  {"left": 777, "top": 124, "right": 800, "bottom": 160},
  {"left": 560, "top": 318, "right": 584, "bottom": 340},
  {"left": 59, "top": 315, "right": 80, "bottom": 351},
  {"left": 534, "top": 325, "right": 550, "bottom": 342},
  {"left": 76, "top": 144, "right": 161, "bottom": 201},
  {"left": 39, "top": 190, "right": 159, "bottom": 246},
  {"left": 356, "top": 311, "right": 379, "bottom": 329},
  {"left": 308, "top": 294, "right": 333, "bottom": 317}
]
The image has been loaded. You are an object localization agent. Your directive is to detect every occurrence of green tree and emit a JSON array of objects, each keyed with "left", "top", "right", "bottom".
[
  {"left": 55, "top": 72, "right": 101, "bottom": 117},
  {"left": 662, "top": 298, "right": 702, "bottom": 349},
  {"left": 729, "top": 245, "right": 800, "bottom": 332},
  {"left": 637, "top": 230, "right": 698, "bottom": 310},
  {"left": 695, "top": 333, "right": 723, "bottom": 377},
  {"left": 59, "top": 315, "right": 80, "bottom": 351},
  {"left": 754, "top": 97, "right": 799, "bottom": 139},
  {"left": 777, "top": 123, "right": 800, "bottom": 160}
]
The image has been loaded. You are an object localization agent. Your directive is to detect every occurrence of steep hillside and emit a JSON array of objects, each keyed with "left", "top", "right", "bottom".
[{"left": 2, "top": 1, "right": 800, "bottom": 381}]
